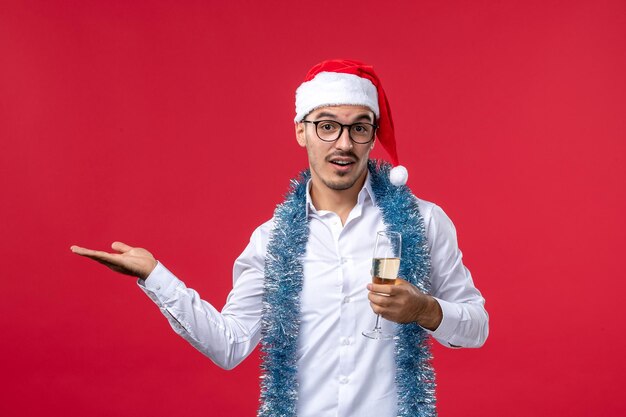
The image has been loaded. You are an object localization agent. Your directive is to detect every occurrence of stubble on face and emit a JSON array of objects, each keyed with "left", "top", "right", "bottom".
[
  {"left": 299, "top": 105, "right": 375, "bottom": 194},
  {"left": 317, "top": 149, "right": 362, "bottom": 190}
]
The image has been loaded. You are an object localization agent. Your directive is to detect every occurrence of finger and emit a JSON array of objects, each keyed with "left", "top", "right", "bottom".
[
  {"left": 369, "top": 283, "right": 394, "bottom": 295},
  {"left": 111, "top": 241, "right": 133, "bottom": 253},
  {"left": 368, "top": 292, "right": 392, "bottom": 307},
  {"left": 71, "top": 246, "right": 120, "bottom": 263},
  {"left": 70, "top": 245, "right": 96, "bottom": 255},
  {"left": 93, "top": 258, "right": 137, "bottom": 276},
  {"left": 370, "top": 302, "right": 384, "bottom": 315},
  {"left": 92, "top": 257, "right": 118, "bottom": 269}
]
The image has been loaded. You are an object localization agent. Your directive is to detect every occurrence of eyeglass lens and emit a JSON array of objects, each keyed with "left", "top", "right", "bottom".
[{"left": 316, "top": 121, "right": 374, "bottom": 143}]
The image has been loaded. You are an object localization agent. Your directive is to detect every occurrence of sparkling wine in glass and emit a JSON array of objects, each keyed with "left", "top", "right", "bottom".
[{"left": 362, "top": 231, "right": 401, "bottom": 340}]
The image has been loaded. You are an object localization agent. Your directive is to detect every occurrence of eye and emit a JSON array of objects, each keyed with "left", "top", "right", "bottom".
[
  {"left": 352, "top": 124, "right": 371, "bottom": 134},
  {"left": 319, "top": 122, "right": 339, "bottom": 131}
]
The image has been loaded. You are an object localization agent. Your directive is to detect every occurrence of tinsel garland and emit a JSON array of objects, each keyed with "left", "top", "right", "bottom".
[{"left": 259, "top": 160, "right": 436, "bottom": 417}]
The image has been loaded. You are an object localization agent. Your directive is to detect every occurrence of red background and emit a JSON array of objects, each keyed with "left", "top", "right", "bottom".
[{"left": 1, "top": 1, "right": 625, "bottom": 416}]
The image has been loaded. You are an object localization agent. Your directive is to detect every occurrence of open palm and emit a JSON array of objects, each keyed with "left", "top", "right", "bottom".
[{"left": 71, "top": 241, "right": 157, "bottom": 279}]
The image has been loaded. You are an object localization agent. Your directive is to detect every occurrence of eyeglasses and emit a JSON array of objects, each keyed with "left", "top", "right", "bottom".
[{"left": 302, "top": 120, "right": 377, "bottom": 144}]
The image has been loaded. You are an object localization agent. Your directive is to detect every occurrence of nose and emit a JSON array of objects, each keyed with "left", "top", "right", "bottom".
[{"left": 334, "top": 126, "right": 353, "bottom": 151}]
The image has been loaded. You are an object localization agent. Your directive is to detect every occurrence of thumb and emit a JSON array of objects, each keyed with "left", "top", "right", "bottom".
[{"left": 111, "top": 241, "right": 133, "bottom": 253}]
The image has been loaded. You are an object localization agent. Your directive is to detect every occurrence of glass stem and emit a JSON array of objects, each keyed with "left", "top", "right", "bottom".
[{"left": 374, "top": 314, "right": 382, "bottom": 331}]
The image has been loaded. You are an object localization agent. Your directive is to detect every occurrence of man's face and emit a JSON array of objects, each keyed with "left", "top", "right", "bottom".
[{"left": 296, "top": 105, "right": 375, "bottom": 193}]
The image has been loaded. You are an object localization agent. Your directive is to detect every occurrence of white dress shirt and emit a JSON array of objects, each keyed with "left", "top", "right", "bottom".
[{"left": 138, "top": 175, "right": 488, "bottom": 417}]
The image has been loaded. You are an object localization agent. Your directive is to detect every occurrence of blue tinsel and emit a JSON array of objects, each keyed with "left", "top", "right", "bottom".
[{"left": 259, "top": 160, "right": 436, "bottom": 417}]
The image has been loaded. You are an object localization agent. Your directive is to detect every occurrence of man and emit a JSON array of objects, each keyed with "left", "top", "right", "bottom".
[{"left": 71, "top": 59, "right": 488, "bottom": 417}]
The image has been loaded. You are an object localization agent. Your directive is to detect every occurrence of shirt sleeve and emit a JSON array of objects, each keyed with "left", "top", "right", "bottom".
[
  {"left": 136, "top": 223, "right": 269, "bottom": 370},
  {"left": 421, "top": 203, "right": 489, "bottom": 348}
]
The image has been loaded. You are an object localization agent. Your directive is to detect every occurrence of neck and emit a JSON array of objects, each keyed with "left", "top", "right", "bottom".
[{"left": 309, "top": 172, "right": 367, "bottom": 225}]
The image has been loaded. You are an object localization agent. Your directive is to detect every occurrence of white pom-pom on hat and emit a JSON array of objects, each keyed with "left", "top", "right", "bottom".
[
  {"left": 389, "top": 165, "right": 408, "bottom": 186},
  {"left": 295, "top": 59, "right": 409, "bottom": 186}
]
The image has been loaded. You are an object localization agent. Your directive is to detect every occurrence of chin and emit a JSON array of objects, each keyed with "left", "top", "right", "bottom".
[{"left": 323, "top": 176, "right": 360, "bottom": 191}]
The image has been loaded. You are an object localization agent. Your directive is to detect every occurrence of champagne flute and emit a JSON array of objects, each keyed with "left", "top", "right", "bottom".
[{"left": 362, "top": 231, "right": 401, "bottom": 340}]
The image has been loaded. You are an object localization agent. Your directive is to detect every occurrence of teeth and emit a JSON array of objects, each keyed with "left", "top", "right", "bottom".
[{"left": 332, "top": 161, "right": 351, "bottom": 165}]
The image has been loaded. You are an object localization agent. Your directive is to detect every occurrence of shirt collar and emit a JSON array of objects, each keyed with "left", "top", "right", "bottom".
[{"left": 305, "top": 171, "right": 377, "bottom": 217}]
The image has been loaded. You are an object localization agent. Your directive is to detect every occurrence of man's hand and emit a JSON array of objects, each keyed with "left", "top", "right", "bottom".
[
  {"left": 70, "top": 241, "right": 158, "bottom": 280},
  {"left": 367, "top": 278, "right": 443, "bottom": 331}
]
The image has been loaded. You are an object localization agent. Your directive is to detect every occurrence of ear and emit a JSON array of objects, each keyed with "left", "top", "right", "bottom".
[{"left": 295, "top": 122, "right": 307, "bottom": 147}]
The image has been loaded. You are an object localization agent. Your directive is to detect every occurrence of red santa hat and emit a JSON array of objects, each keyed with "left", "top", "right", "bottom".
[{"left": 294, "top": 59, "right": 408, "bottom": 186}]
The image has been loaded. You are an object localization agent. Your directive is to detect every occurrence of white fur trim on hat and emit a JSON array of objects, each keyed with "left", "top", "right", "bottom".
[{"left": 294, "top": 72, "right": 379, "bottom": 122}]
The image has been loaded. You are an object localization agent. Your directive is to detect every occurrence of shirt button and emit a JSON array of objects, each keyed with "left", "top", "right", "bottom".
[
  {"left": 341, "top": 257, "right": 347, "bottom": 264},
  {"left": 343, "top": 297, "right": 351, "bottom": 304},
  {"left": 339, "top": 376, "right": 349, "bottom": 384},
  {"left": 156, "top": 285, "right": 162, "bottom": 290},
  {"left": 341, "top": 337, "right": 351, "bottom": 346}
]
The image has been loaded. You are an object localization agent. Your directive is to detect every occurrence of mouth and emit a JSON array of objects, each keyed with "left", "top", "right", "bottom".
[
  {"left": 328, "top": 156, "right": 357, "bottom": 169},
  {"left": 330, "top": 160, "right": 354, "bottom": 167}
]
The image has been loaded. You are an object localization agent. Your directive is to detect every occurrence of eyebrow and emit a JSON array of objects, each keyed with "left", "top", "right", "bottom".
[{"left": 313, "top": 111, "right": 374, "bottom": 123}]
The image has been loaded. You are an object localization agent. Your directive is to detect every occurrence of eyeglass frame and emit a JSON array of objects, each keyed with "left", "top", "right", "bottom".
[{"left": 301, "top": 120, "right": 378, "bottom": 144}]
